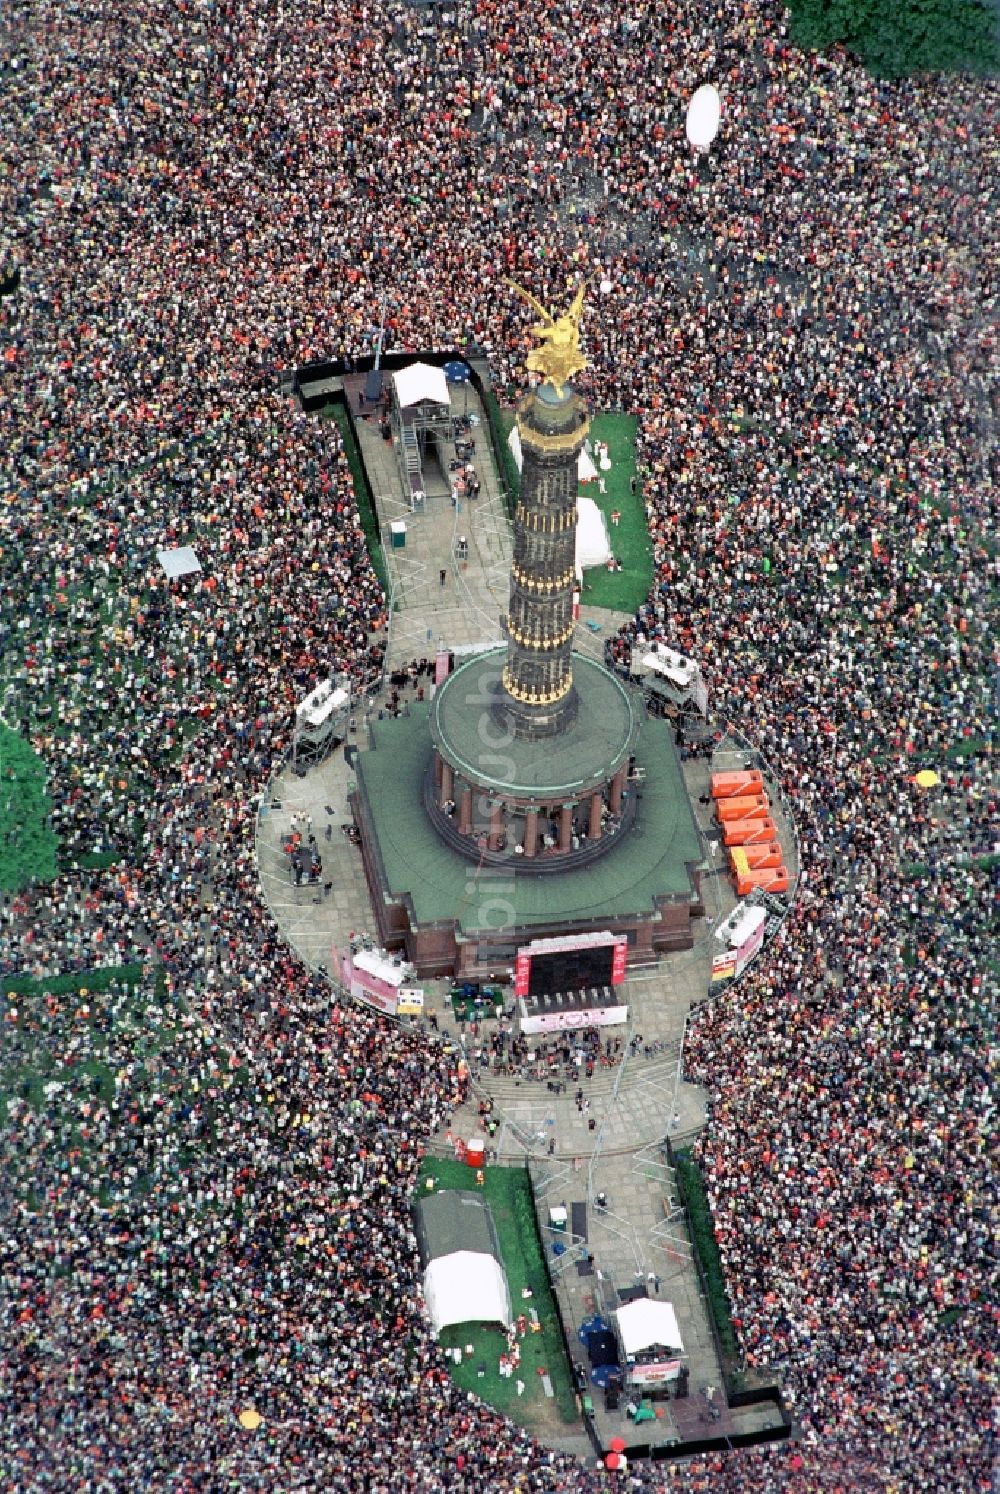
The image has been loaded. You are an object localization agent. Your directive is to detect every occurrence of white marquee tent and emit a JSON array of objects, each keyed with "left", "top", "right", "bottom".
[
  {"left": 575, "top": 496, "right": 612, "bottom": 575},
  {"left": 392, "top": 361, "right": 450, "bottom": 409},
  {"left": 616, "top": 1298, "right": 685, "bottom": 1359},
  {"left": 414, "top": 1190, "right": 513, "bottom": 1340},
  {"left": 422, "top": 1249, "right": 513, "bottom": 1339}
]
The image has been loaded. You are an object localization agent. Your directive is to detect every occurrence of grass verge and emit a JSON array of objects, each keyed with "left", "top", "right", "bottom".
[
  {"left": 674, "top": 1150, "right": 740, "bottom": 1364},
  {"left": 417, "top": 1157, "right": 579, "bottom": 1426},
  {"left": 576, "top": 412, "right": 652, "bottom": 613},
  {"left": 325, "top": 401, "right": 389, "bottom": 595}
]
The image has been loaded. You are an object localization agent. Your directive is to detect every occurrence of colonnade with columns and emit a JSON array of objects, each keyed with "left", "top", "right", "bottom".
[{"left": 433, "top": 751, "right": 629, "bottom": 859}]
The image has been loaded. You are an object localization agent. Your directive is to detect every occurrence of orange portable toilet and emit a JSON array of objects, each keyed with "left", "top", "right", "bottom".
[
  {"left": 716, "top": 795, "right": 770, "bottom": 823},
  {"left": 741, "top": 842, "right": 783, "bottom": 869},
  {"left": 735, "top": 866, "right": 789, "bottom": 897},
  {"left": 711, "top": 770, "right": 764, "bottom": 799},
  {"left": 723, "top": 816, "right": 777, "bottom": 846}
]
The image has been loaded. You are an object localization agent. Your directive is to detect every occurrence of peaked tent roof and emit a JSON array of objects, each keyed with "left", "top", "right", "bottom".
[
  {"left": 616, "top": 1298, "right": 685, "bottom": 1358},
  {"left": 393, "top": 361, "right": 450, "bottom": 408}
]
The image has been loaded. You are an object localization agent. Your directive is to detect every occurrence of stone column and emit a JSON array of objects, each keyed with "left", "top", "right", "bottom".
[
  {"left": 523, "top": 806, "right": 538, "bottom": 858},
  {"left": 610, "top": 764, "right": 627, "bottom": 814},
  {"left": 439, "top": 760, "right": 454, "bottom": 808},
  {"left": 489, "top": 800, "right": 504, "bottom": 851},
  {"left": 459, "top": 786, "right": 473, "bottom": 835},
  {"left": 589, "top": 790, "right": 603, "bottom": 841},
  {"left": 559, "top": 802, "right": 574, "bottom": 853}
]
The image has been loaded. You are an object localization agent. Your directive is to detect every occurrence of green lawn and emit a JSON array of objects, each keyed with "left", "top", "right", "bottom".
[
  {"left": 576, "top": 412, "right": 653, "bottom": 613},
  {"left": 324, "top": 402, "right": 389, "bottom": 594},
  {"left": 0, "top": 725, "right": 59, "bottom": 891},
  {"left": 417, "top": 1157, "right": 579, "bottom": 1426},
  {"left": 2, "top": 964, "right": 249, "bottom": 1211},
  {"left": 496, "top": 407, "right": 651, "bottom": 614}
]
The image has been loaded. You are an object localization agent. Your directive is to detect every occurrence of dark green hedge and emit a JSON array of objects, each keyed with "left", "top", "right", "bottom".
[
  {"left": 479, "top": 386, "right": 521, "bottom": 518},
  {"left": 674, "top": 1151, "right": 740, "bottom": 1362},
  {"left": 786, "top": 0, "right": 1000, "bottom": 78},
  {"left": 327, "top": 402, "right": 390, "bottom": 596}
]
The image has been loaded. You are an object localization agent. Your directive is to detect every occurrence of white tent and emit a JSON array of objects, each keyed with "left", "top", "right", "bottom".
[
  {"left": 156, "top": 545, "right": 202, "bottom": 579},
  {"left": 423, "top": 1250, "right": 513, "bottom": 1339},
  {"left": 616, "top": 1299, "right": 685, "bottom": 1359},
  {"left": 393, "top": 361, "right": 450, "bottom": 409},
  {"left": 578, "top": 443, "right": 599, "bottom": 483},
  {"left": 576, "top": 496, "right": 611, "bottom": 575}
]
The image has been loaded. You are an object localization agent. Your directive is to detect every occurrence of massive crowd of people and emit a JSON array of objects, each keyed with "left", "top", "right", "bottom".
[{"left": 2, "top": 0, "right": 996, "bottom": 1488}]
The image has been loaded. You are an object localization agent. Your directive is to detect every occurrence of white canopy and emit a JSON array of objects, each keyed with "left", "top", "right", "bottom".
[
  {"left": 616, "top": 1299, "right": 685, "bottom": 1359},
  {"left": 157, "top": 545, "right": 202, "bottom": 579},
  {"left": 686, "top": 83, "right": 721, "bottom": 150},
  {"left": 578, "top": 444, "right": 599, "bottom": 482},
  {"left": 576, "top": 496, "right": 611, "bottom": 574},
  {"left": 715, "top": 899, "right": 767, "bottom": 946},
  {"left": 726, "top": 903, "right": 767, "bottom": 948},
  {"left": 296, "top": 680, "right": 349, "bottom": 729},
  {"left": 423, "top": 1250, "right": 512, "bottom": 1338},
  {"left": 393, "top": 361, "right": 450, "bottom": 409},
  {"left": 639, "top": 643, "right": 699, "bottom": 689}
]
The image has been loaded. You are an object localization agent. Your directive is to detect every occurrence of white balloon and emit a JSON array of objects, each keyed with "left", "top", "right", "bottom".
[
  {"left": 686, "top": 83, "right": 721, "bottom": 150},
  {"left": 599, "top": 278, "right": 612, "bottom": 296}
]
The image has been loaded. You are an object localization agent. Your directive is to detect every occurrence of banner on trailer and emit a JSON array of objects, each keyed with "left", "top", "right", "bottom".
[
  {"left": 514, "top": 951, "right": 531, "bottom": 997},
  {"left": 711, "top": 951, "right": 737, "bottom": 982},
  {"left": 611, "top": 937, "right": 628, "bottom": 985},
  {"left": 629, "top": 1359, "right": 683, "bottom": 1385},
  {"left": 349, "top": 976, "right": 398, "bottom": 1015}
]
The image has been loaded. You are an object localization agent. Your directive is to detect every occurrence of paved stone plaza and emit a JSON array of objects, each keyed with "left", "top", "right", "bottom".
[{"left": 255, "top": 380, "right": 793, "bottom": 1455}]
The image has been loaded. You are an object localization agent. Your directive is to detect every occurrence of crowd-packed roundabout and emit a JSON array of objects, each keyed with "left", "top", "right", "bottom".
[{"left": 1, "top": 1, "right": 997, "bottom": 1489}]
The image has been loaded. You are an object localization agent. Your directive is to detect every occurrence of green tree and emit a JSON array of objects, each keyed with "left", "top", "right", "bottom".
[
  {"left": 787, "top": 0, "right": 1000, "bottom": 77},
  {"left": 0, "top": 725, "right": 59, "bottom": 892}
]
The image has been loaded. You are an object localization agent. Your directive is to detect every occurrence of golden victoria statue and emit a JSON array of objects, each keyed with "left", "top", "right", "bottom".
[{"left": 506, "top": 279, "right": 587, "bottom": 397}]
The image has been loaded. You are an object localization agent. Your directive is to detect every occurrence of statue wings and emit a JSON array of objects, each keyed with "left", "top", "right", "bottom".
[{"left": 505, "top": 278, "right": 586, "bottom": 329}]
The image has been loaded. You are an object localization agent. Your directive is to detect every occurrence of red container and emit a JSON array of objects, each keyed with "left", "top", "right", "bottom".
[
  {"left": 723, "top": 816, "right": 777, "bottom": 846},
  {"left": 465, "top": 1139, "right": 485, "bottom": 1168},
  {"left": 716, "top": 795, "right": 769, "bottom": 823},
  {"left": 711, "top": 770, "right": 764, "bottom": 799},
  {"left": 735, "top": 866, "right": 789, "bottom": 897}
]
